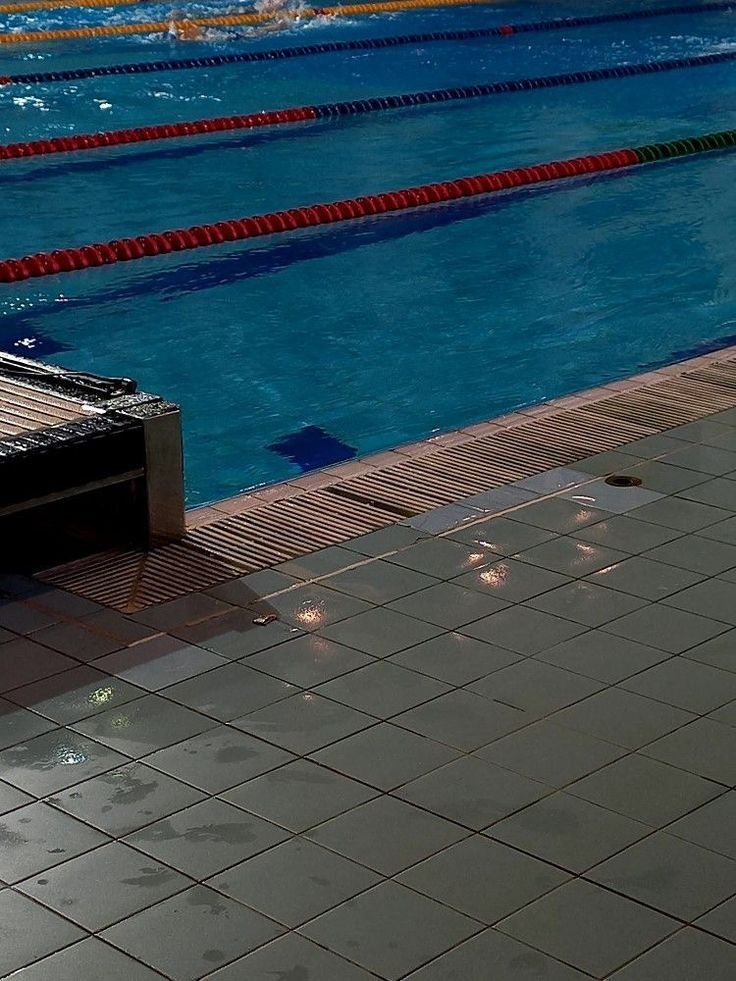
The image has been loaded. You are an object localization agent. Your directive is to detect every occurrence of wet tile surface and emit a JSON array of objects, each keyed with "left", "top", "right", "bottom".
[
  {"left": 18, "top": 839, "right": 191, "bottom": 930},
  {"left": 208, "top": 836, "right": 381, "bottom": 926},
  {"left": 10, "top": 410, "right": 736, "bottom": 980},
  {"left": 299, "top": 880, "right": 479, "bottom": 980},
  {"left": 101, "top": 884, "right": 284, "bottom": 980}
]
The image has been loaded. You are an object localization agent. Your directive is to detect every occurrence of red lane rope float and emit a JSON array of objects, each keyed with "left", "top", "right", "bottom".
[
  {"left": 2, "top": 51, "right": 735, "bottom": 163},
  {"left": 2, "top": 129, "right": 735, "bottom": 284}
]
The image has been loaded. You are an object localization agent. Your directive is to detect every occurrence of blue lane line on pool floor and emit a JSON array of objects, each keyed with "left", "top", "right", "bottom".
[{"left": 267, "top": 425, "right": 357, "bottom": 471}]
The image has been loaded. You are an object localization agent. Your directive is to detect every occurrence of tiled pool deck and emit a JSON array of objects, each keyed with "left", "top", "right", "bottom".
[{"left": 2, "top": 361, "right": 736, "bottom": 978}]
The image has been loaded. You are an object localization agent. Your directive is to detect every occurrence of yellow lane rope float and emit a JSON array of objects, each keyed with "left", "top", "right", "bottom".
[
  {"left": 0, "top": 0, "right": 504, "bottom": 44},
  {"left": 0, "top": 0, "right": 149, "bottom": 14}
]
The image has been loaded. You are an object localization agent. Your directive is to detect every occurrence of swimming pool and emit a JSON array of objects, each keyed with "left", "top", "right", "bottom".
[{"left": 2, "top": 0, "right": 736, "bottom": 504}]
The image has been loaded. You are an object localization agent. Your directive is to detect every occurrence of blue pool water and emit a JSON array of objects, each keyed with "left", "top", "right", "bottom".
[{"left": 2, "top": 0, "right": 736, "bottom": 503}]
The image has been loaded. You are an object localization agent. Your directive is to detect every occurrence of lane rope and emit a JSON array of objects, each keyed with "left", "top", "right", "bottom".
[
  {"left": 2, "top": 2, "right": 736, "bottom": 86},
  {"left": 2, "top": 128, "right": 734, "bottom": 283},
  {"left": 0, "top": 0, "right": 504, "bottom": 45},
  {"left": 3, "top": 50, "right": 736, "bottom": 162},
  {"left": 0, "top": 0, "right": 151, "bottom": 13}
]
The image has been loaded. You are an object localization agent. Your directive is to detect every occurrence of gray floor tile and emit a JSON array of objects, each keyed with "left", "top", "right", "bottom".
[
  {"left": 515, "top": 537, "right": 629, "bottom": 577},
  {"left": 0, "top": 639, "right": 77, "bottom": 692},
  {"left": 0, "top": 888, "right": 85, "bottom": 977},
  {"left": 697, "top": 513, "right": 736, "bottom": 545},
  {"left": 560, "top": 480, "right": 663, "bottom": 515},
  {"left": 642, "top": 718, "right": 736, "bottom": 784},
  {"left": 618, "top": 461, "right": 710, "bottom": 494},
  {"left": 609, "top": 927, "right": 736, "bottom": 981},
  {"left": 173, "top": 612, "right": 302, "bottom": 660},
  {"left": 627, "top": 496, "right": 729, "bottom": 532},
  {"left": 405, "top": 503, "right": 482, "bottom": 534},
  {"left": 588, "top": 832, "right": 736, "bottom": 920},
  {"left": 0, "top": 601, "right": 58, "bottom": 635},
  {"left": 574, "top": 449, "right": 647, "bottom": 476},
  {"left": 0, "top": 698, "right": 56, "bottom": 750},
  {"left": 19, "top": 840, "right": 190, "bottom": 930},
  {"left": 394, "top": 689, "right": 528, "bottom": 752},
  {"left": 0, "top": 780, "right": 34, "bottom": 815},
  {"left": 7, "top": 666, "right": 144, "bottom": 725},
  {"left": 462, "top": 486, "right": 538, "bottom": 513},
  {"left": 125, "top": 799, "right": 288, "bottom": 879},
  {"left": 204, "top": 933, "right": 376, "bottom": 981},
  {"left": 696, "top": 895, "right": 736, "bottom": 942},
  {"left": 264, "top": 585, "right": 372, "bottom": 631},
  {"left": 28, "top": 590, "right": 101, "bottom": 619},
  {"left": 718, "top": 564, "right": 736, "bottom": 582},
  {"left": 31, "top": 621, "right": 124, "bottom": 662},
  {"left": 208, "top": 837, "right": 380, "bottom": 927},
  {"left": 92, "top": 636, "right": 224, "bottom": 692},
  {"left": 73, "top": 695, "right": 215, "bottom": 756},
  {"left": 315, "top": 660, "right": 449, "bottom": 718},
  {"left": 514, "top": 468, "right": 591, "bottom": 495},
  {"left": 6, "top": 937, "right": 165, "bottom": 981},
  {"left": 461, "top": 606, "right": 586, "bottom": 656},
  {"left": 48, "top": 761, "right": 205, "bottom": 837},
  {"left": 305, "top": 795, "right": 467, "bottom": 874},
  {"left": 571, "top": 514, "right": 682, "bottom": 554},
  {"left": 663, "top": 442, "right": 736, "bottom": 475},
  {"left": 662, "top": 578, "right": 736, "bottom": 625},
  {"left": 299, "top": 880, "right": 479, "bottom": 981},
  {"left": 668, "top": 791, "right": 736, "bottom": 860},
  {"left": 81, "top": 610, "right": 159, "bottom": 646},
  {"left": 231, "top": 693, "right": 373, "bottom": 755},
  {"left": 447, "top": 515, "right": 556, "bottom": 554},
  {"left": 320, "top": 608, "right": 443, "bottom": 657},
  {"left": 569, "top": 753, "right": 723, "bottom": 826},
  {"left": 587, "top": 556, "right": 704, "bottom": 601},
  {"left": 497, "top": 878, "right": 677, "bottom": 978},
  {"left": 475, "top": 720, "right": 625, "bottom": 788},
  {"left": 526, "top": 580, "right": 647, "bottom": 626},
  {"left": 396, "top": 755, "right": 549, "bottom": 830},
  {"left": 621, "top": 434, "right": 690, "bottom": 457},
  {"left": 387, "top": 537, "right": 499, "bottom": 579},
  {"left": 620, "top": 658, "right": 736, "bottom": 713},
  {"left": 387, "top": 583, "right": 510, "bottom": 630},
  {"left": 452, "top": 559, "right": 569, "bottom": 604},
  {"left": 145, "top": 725, "right": 294, "bottom": 793},
  {"left": 643, "top": 535, "right": 736, "bottom": 576},
  {"left": 0, "top": 801, "right": 108, "bottom": 883},
  {"left": 536, "top": 630, "right": 669, "bottom": 683},
  {"left": 277, "top": 545, "right": 363, "bottom": 578},
  {"left": 403, "top": 927, "right": 589, "bottom": 980},
  {"left": 208, "top": 570, "right": 299, "bottom": 605},
  {"left": 390, "top": 631, "right": 521, "bottom": 685},
  {"left": 325, "top": 560, "right": 438, "bottom": 604},
  {"left": 246, "top": 633, "right": 373, "bottom": 687},
  {"left": 161, "top": 662, "right": 296, "bottom": 720},
  {"left": 551, "top": 688, "right": 694, "bottom": 749},
  {"left": 678, "top": 476, "right": 736, "bottom": 510},
  {"left": 710, "top": 699, "right": 736, "bottom": 725},
  {"left": 511, "top": 498, "right": 608, "bottom": 535},
  {"left": 468, "top": 659, "right": 602, "bottom": 716},
  {"left": 488, "top": 791, "right": 649, "bottom": 872},
  {"left": 0, "top": 729, "right": 128, "bottom": 796},
  {"left": 398, "top": 834, "right": 568, "bottom": 923},
  {"left": 132, "top": 594, "right": 234, "bottom": 631},
  {"left": 345, "top": 526, "right": 428, "bottom": 558},
  {"left": 603, "top": 604, "right": 729, "bottom": 654},
  {"left": 101, "top": 885, "right": 283, "bottom": 981},
  {"left": 222, "top": 759, "right": 377, "bottom": 833},
  {"left": 668, "top": 420, "right": 733, "bottom": 444},
  {"left": 310, "top": 722, "right": 458, "bottom": 790}
]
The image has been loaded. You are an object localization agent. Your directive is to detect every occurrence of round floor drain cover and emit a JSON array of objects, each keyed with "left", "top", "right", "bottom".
[{"left": 605, "top": 474, "right": 643, "bottom": 487}]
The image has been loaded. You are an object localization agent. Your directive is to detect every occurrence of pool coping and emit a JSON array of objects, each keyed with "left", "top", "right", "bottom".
[{"left": 38, "top": 343, "right": 736, "bottom": 610}]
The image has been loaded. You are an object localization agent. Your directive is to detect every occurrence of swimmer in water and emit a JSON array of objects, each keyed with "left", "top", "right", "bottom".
[
  {"left": 169, "top": 0, "right": 316, "bottom": 41},
  {"left": 167, "top": 8, "right": 206, "bottom": 40}
]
